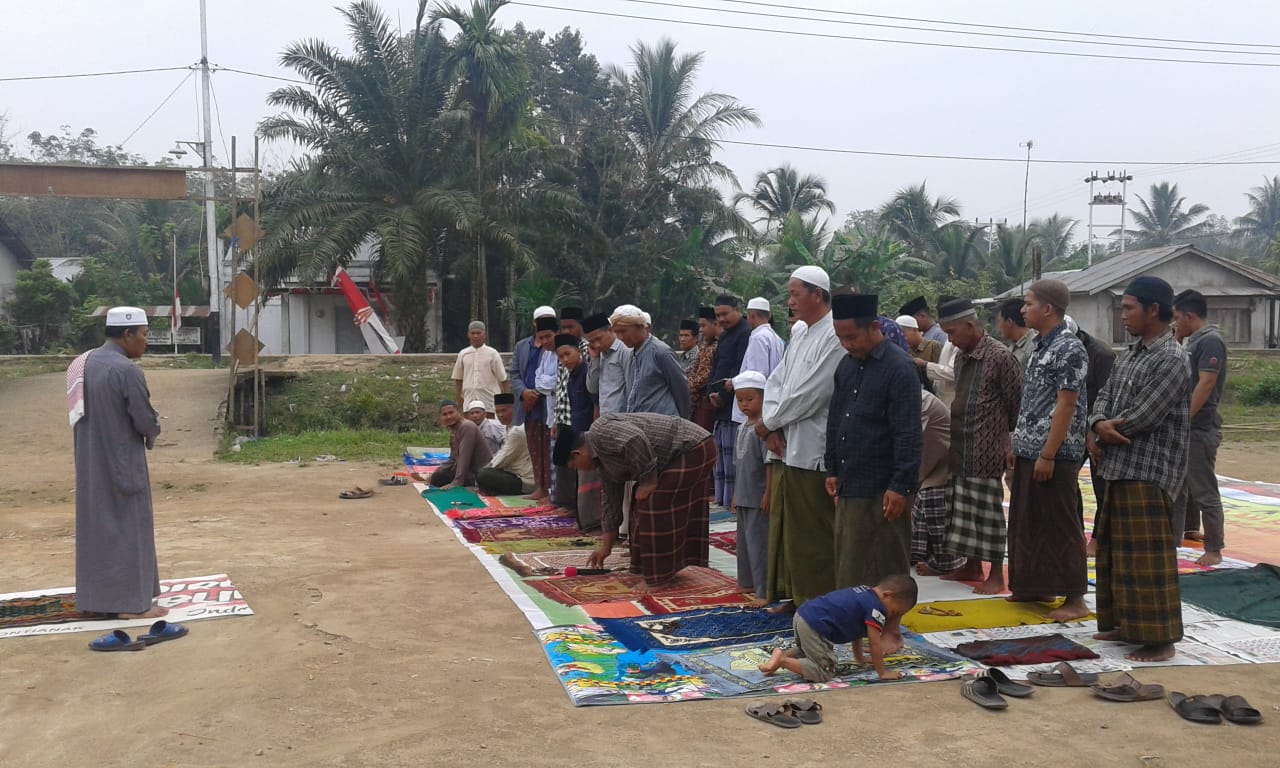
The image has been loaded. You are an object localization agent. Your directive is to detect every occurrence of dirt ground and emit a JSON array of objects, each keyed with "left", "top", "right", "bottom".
[{"left": 1, "top": 368, "right": 1277, "bottom": 768}]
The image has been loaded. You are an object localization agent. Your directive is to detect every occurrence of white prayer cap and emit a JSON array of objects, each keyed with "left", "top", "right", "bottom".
[
  {"left": 894, "top": 314, "right": 920, "bottom": 330},
  {"left": 1064, "top": 315, "right": 1079, "bottom": 335},
  {"left": 732, "top": 370, "right": 768, "bottom": 391},
  {"left": 609, "top": 304, "right": 647, "bottom": 326},
  {"left": 466, "top": 400, "right": 487, "bottom": 412},
  {"left": 789, "top": 265, "right": 830, "bottom": 292},
  {"left": 642, "top": 312, "right": 652, "bottom": 326},
  {"left": 105, "top": 306, "right": 147, "bottom": 327},
  {"left": 746, "top": 297, "right": 771, "bottom": 312},
  {"left": 533, "top": 305, "right": 556, "bottom": 320}
]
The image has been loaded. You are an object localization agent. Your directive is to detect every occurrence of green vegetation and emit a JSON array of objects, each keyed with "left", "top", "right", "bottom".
[
  {"left": 0, "top": 356, "right": 72, "bottom": 382},
  {"left": 219, "top": 360, "right": 454, "bottom": 463},
  {"left": 1219, "top": 354, "right": 1280, "bottom": 440}
]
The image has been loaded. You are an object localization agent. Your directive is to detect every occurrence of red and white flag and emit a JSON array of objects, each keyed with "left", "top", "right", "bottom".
[{"left": 331, "top": 267, "right": 401, "bottom": 355}]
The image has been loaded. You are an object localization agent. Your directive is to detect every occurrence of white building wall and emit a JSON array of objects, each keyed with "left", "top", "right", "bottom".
[{"left": 0, "top": 245, "right": 18, "bottom": 316}]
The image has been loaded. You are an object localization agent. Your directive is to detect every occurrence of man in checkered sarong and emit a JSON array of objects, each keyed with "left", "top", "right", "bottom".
[
  {"left": 937, "top": 298, "right": 1023, "bottom": 595},
  {"left": 1088, "top": 276, "right": 1188, "bottom": 663}
]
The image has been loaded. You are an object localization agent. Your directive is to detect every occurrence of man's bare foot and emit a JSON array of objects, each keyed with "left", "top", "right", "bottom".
[
  {"left": 1085, "top": 538, "right": 1097, "bottom": 557},
  {"left": 915, "top": 562, "right": 948, "bottom": 577},
  {"left": 942, "top": 562, "right": 984, "bottom": 582},
  {"left": 1092, "top": 630, "right": 1122, "bottom": 641},
  {"left": 1046, "top": 596, "right": 1090, "bottom": 622},
  {"left": 1184, "top": 531, "right": 1204, "bottom": 542},
  {"left": 550, "top": 506, "right": 575, "bottom": 517},
  {"left": 746, "top": 597, "right": 769, "bottom": 609},
  {"left": 118, "top": 605, "right": 168, "bottom": 620},
  {"left": 1197, "top": 550, "right": 1223, "bottom": 566},
  {"left": 1006, "top": 594, "right": 1054, "bottom": 603},
  {"left": 766, "top": 601, "right": 796, "bottom": 615},
  {"left": 758, "top": 648, "right": 785, "bottom": 676},
  {"left": 1126, "top": 643, "right": 1176, "bottom": 662},
  {"left": 973, "top": 574, "right": 1006, "bottom": 595},
  {"left": 524, "top": 490, "right": 550, "bottom": 501}
]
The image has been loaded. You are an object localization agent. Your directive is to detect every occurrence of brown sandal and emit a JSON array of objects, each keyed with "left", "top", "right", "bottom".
[{"left": 338, "top": 487, "right": 374, "bottom": 499}]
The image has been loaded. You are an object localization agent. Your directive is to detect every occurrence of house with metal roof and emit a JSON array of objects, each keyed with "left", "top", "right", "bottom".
[
  {"left": 0, "top": 213, "right": 35, "bottom": 317},
  {"left": 993, "top": 244, "right": 1280, "bottom": 348}
]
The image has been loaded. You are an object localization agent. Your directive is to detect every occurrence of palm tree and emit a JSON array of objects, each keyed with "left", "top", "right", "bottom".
[
  {"left": 1115, "top": 181, "right": 1210, "bottom": 248},
  {"left": 988, "top": 224, "right": 1032, "bottom": 290},
  {"left": 930, "top": 222, "right": 985, "bottom": 279},
  {"left": 1026, "top": 213, "right": 1078, "bottom": 268},
  {"left": 736, "top": 164, "right": 835, "bottom": 241},
  {"left": 609, "top": 38, "right": 760, "bottom": 191},
  {"left": 433, "top": 0, "right": 528, "bottom": 327},
  {"left": 1234, "top": 176, "right": 1280, "bottom": 262},
  {"left": 877, "top": 182, "right": 961, "bottom": 260},
  {"left": 258, "top": 0, "right": 521, "bottom": 351}
]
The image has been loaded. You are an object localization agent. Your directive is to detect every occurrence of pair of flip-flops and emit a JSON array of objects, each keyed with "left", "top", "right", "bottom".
[
  {"left": 1168, "top": 692, "right": 1263, "bottom": 725},
  {"left": 378, "top": 476, "right": 408, "bottom": 486},
  {"left": 88, "top": 620, "right": 188, "bottom": 652},
  {"left": 1090, "top": 672, "right": 1165, "bottom": 702},
  {"left": 745, "top": 699, "right": 823, "bottom": 728},
  {"left": 1026, "top": 662, "right": 1099, "bottom": 687},
  {"left": 962, "top": 669, "right": 1033, "bottom": 710},
  {"left": 338, "top": 487, "right": 374, "bottom": 499}
]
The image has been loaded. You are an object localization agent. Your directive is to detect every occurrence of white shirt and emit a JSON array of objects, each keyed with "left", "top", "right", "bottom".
[
  {"left": 925, "top": 341, "right": 959, "bottom": 408},
  {"left": 735, "top": 322, "right": 787, "bottom": 423},
  {"left": 478, "top": 418, "right": 506, "bottom": 455},
  {"left": 534, "top": 348, "right": 559, "bottom": 427},
  {"left": 761, "top": 311, "right": 845, "bottom": 471},
  {"left": 486, "top": 424, "right": 534, "bottom": 492},
  {"left": 450, "top": 344, "right": 507, "bottom": 412}
]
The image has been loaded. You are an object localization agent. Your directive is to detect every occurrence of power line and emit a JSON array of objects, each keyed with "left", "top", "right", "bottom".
[
  {"left": 616, "top": 0, "right": 1280, "bottom": 57},
  {"left": 214, "top": 66, "right": 310, "bottom": 86},
  {"left": 120, "top": 70, "right": 197, "bottom": 147},
  {"left": 510, "top": 1, "right": 1280, "bottom": 68},
  {"left": 209, "top": 78, "right": 232, "bottom": 162},
  {"left": 715, "top": 136, "right": 1280, "bottom": 166},
  {"left": 0, "top": 65, "right": 193, "bottom": 83},
  {"left": 704, "top": 0, "right": 1280, "bottom": 51}
]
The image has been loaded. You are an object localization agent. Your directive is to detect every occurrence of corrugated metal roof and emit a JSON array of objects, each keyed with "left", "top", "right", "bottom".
[{"left": 994, "top": 245, "right": 1280, "bottom": 299}]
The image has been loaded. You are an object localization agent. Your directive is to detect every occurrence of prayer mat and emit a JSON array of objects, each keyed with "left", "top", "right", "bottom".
[
  {"left": 709, "top": 530, "right": 737, "bottom": 556},
  {"left": 581, "top": 602, "right": 648, "bottom": 619},
  {"left": 480, "top": 537, "right": 601, "bottom": 555},
  {"left": 953, "top": 632, "right": 1100, "bottom": 666},
  {"left": 598, "top": 607, "right": 795, "bottom": 652},
  {"left": 538, "top": 624, "right": 725, "bottom": 706},
  {"left": 0, "top": 573, "right": 253, "bottom": 639},
  {"left": 1180, "top": 563, "right": 1280, "bottom": 628},
  {"left": 446, "top": 504, "right": 558, "bottom": 521},
  {"left": 0, "top": 593, "right": 97, "bottom": 629},
  {"left": 499, "top": 549, "right": 630, "bottom": 577},
  {"left": 903, "top": 598, "right": 1096, "bottom": 634},
  {"left": 455, "top": 515, "right": 583, "bottom": 544},
  {"left": 668, "top": 633, "right": 976, "bottom": 694},
  {"left": 404, "top": 448, "right": 450, "bottom": 467},
  {"left": 530, "top": 567, "right": 744, "bottom": 607},
  {"left": 421, "top": 486, "right": 485, "bottom": 509},
  {"left": 638, "top": 589, "right": 756, "bottom": 615}
]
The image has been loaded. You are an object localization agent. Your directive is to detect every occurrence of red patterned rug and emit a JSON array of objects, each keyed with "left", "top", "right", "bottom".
[
  {"left": 498, "top": 548, "right": 630, "bottom": 577},
  {"left": 529, "top": 566, "right": 748, "bottom": 609},
  {"left": 709, "top": 530, "right": 737, "bottom": 556},
  {"left": 446, "top": 504, "right": 558, "bottom": 521},
  {"left": 455, "top": 515, "right": 582, "bottom": 543}
]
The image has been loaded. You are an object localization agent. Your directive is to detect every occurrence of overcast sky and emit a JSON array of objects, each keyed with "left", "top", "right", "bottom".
[{"left": 4, "top": 0, "right": 1280, "bottom": 245}]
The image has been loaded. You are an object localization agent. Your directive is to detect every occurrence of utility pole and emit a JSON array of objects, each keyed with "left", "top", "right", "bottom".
[
  {"left": 1084, "top": 170, "right": 1133, "bottom": 264},
  {"left": 1019, "top": 140, "right": 1033, "bottom": 284},
  {"left": 200, "top": 0, "right": 220, "bottom": 364}
]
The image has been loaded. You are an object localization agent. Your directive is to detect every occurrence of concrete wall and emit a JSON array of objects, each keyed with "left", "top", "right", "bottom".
[{"left": 0, "top": 243, "right": 17, "bottom": 316}]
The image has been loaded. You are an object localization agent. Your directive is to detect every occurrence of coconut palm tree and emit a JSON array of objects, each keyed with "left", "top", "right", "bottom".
[
  {"left": 1234, "top": 176, "right": 1280, "bottom": 262},
  {"left": 1114, "top": 181, "right": 1210, "bottom": 248},
  {"left": 258, "top": 0, "right": 521, "bottom": 351},
  {"left": 877, "top": 182, "right": 961, "bottom": 260},
  {"left": 609, "top": 38, "right": 760, "bottom": 191},
  {"left": 736, "top": 164, "right": 835, "bottom": 240},
  {"left": 1026, "top": 213, "right": 1078, "bottom": 268},
  {"left": 433, "top": 0, "right": 528, "bottom": 327}
]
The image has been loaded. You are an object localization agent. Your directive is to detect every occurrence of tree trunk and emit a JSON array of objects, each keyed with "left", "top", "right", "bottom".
[{"left": 470, "top": 129, "right": 489, "bottom": 328}]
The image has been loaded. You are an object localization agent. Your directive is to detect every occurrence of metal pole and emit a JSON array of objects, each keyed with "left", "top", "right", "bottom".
[
  {"left": 173, "top": 232, "right": 179, "bottom": 356},
  {"left": 1087, "top": 176, "right": 1095, "bottom": 266},
  {"left": 200, "top": 0, "right": 220, "bottom": 363},
  {"left": 253, "top": 137, "right": 262, "bottom": 437},
  {"left": 1120, "top": 172, "right": 1129, "bottom": 254},
  {"left": 1020, "top": 140, "right": 1033, "bottom": 286}
]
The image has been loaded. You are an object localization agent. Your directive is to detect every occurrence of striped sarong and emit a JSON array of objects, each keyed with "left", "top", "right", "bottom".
[
  {"left": 629, "top": 437, "right": 715, "bottom": 585},
  {"left": 1095, "top": 480, "right": 1184, "bottom": 645},
  {"left": 945, "top": 476, "right": 1006, "bottom": 563},
  {"left": 771, "top": 464, "right": 835, "bottom": 607},
  {"left": 712, "top": 420, "right": 737, "bottom": 507},
  {"left": 525, "top": 420, "right": 551, "bottom": 491},
  {"left": 911, "top": 486, "right": 965, "bottom": 572}
]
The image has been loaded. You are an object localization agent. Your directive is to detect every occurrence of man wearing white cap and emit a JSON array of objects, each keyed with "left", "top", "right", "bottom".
[
  {"left": 610, "top": 304, "right": 690, "bottom": 419},
  {"left": 452, "top": 320, "right": 508, "bottom": 413},
  {"left": 69, "top": 307, "right": 167, "bottom": 619},
  {"left": 755, "top": 266, "right": 845, "bottom": 608},
  {"left": 509, "top": 306, "right": 557, "bottom": 428},
  {"left": 742, "top": 297, "right": 785, "bottom": 383},
  {"left": 465, "top": 399, "right": 506, "bottom": 454}
]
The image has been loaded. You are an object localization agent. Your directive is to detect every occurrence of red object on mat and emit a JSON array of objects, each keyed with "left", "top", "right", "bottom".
[
  {"left": 954, "top": 633, "right": 1100, "bottom": 666},
  {"left": 529, "top": 566, "right": 744, "bottom": 607},
  {"left": 445, "top": 504, "right": 558, "bottom": 521}
]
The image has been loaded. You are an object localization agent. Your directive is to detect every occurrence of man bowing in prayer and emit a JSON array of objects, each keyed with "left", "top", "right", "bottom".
[{"left": 70, "top": 307, "right": 167, "bottom": 619}]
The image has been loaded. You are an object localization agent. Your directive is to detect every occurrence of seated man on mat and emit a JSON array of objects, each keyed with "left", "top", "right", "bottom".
[
  {"left": 466, "top": 399, "right": 507, "bottom": 456},
  {"left": 759, "top": 574, "right": 918, "bottom": 683},
  {"left": 429, "top": 400, "right": 493, "bottom": 489},
  {"left": 477, "top": 394, "right": 535, "bottom": 496}
]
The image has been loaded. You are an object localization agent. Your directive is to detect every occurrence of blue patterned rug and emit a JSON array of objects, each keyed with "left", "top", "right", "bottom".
[{"left": 597, "top": 607, "right": 794, "bottom": 652}]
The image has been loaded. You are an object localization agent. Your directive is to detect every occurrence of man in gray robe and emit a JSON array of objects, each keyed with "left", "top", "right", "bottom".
[{"left": 71, "top": 306, "right": 166, "bottom": 618}]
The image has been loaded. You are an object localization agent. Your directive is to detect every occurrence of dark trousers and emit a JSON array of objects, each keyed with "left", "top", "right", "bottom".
[
  {"left": 477, "top": 468, "right": 524, "bottom": 496},
  {"left": 1172, "top": 429, "right": 1225, "bottom": 551}
]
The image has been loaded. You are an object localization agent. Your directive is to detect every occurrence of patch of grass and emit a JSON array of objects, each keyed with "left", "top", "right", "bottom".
[
  {"left": 0, "top": 359, "right": 70, "bottom": 382},
  {"left": 262, "top": 361, "right": 455, "bottom": 434},
  {"left": 219, "top": 429, "right": 448, "bottom": 464},
  {"left": 1217, "top": 353, "right": 1280, "bottom": 442},
  {"left": 142, "top": 353, "right": 219, "bottom": 370}
]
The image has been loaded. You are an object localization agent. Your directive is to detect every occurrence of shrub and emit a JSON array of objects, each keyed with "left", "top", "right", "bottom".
[{"left": 1238, "top": 374, "right": 1280, "bottom": 406}]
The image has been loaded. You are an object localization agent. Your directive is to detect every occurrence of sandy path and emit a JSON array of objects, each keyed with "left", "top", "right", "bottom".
[{"left": 0, "top": 368, "right": 1276, "bottom": 767}]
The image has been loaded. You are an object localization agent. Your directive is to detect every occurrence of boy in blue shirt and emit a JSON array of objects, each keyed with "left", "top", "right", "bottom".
[
  {"left": 732, "top": 370, "right": 771, "bottom": 608},
  {"left": 758, "top": 574, "right": 917, "bottom": 682}
]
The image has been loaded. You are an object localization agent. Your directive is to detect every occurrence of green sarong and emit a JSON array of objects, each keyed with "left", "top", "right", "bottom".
[{"left": 771, "top": 464, "right": 835, "bottom": 607}]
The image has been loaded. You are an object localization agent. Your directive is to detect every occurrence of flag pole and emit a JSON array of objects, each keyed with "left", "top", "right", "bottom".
[{"left": 173, "top": 232, "right": 179, "bottom": 355}]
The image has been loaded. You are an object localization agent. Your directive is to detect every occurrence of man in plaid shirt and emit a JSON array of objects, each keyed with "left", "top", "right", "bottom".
[{"left": 1088, "top": 275, "right": 1189, "bottom": 663}]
